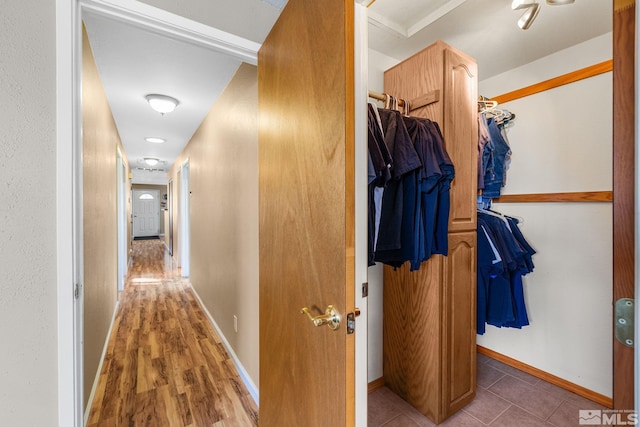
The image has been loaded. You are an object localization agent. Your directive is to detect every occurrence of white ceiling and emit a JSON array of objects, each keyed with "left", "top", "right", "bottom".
[
  {"left": 82, "top": 0, "right": 612, "bottom": 185},
  {"left": 368, "top": 0, "right": 611, "bottom": 79}
]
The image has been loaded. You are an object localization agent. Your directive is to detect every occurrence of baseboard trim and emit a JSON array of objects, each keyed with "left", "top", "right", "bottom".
[
  {"left": 84, "top": 300, "right": 120, "bottom": 425},
  {"left": 190, "top": 284, "right": 259, "bottom": 406},
  {"left": 368, "top": 377, "right": 385, "bottom": 393},
  {"left": 477, "top": 345, "right": 613, "bottom": 409}
]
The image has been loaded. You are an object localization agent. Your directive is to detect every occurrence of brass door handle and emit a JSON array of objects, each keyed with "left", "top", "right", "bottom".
[{"left": 301, "top": 305, "right": 341, "bottom": 330}]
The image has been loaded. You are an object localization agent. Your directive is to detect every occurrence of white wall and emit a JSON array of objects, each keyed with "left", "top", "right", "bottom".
[
  {"left": 367, "top": 48, "right": 399, "bottom": 382},
  {"left": 0, "top": 1, "right": 59, "bottom": 425},
  {"left": 477, "top": 33, "right": 613, "bottom": 397}
]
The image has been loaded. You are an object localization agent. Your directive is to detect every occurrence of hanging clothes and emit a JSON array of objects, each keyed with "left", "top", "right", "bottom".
[
  {"left": 478, "top": 110, "right": 514, "bottom": 201},
  {"left": 367, "top": 103, "right": 455, "bottom": 271},
  {"left": 476, "top": 210, "right": 536, "bottom": 334}
]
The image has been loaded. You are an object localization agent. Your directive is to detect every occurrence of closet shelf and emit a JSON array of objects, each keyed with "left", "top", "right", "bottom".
[{"left": 492, "top": 191, "right": 612, "bottom": 203}]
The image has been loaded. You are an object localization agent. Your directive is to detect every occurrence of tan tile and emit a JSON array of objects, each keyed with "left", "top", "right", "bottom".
[
  {"left": 477, "top": 352, "right": 492, "bottom": 365},
  {"left": 486, "top": 359, "right": 540, "bottom": 385},
  {"left": 438, "top": 410, "right": 485, "bottom": 426},
  {"left": 489, "top": 376, "right": 563, "bottom": 420},
  {"left": 547, "top": 401, "right": 588, "bottom": 427},
  {"left": 564, "top": 391, "right": 609, "bottom": 411},
  {"left": 381, "top": 414, "right": 421, "bottom": 426},
  {"left": 491, "top": 406, "right": 548, "bottom": 427},
  {"left": 462, "top": 388, "right": 511, "bottom": 424},
  {"left": 368, "top": 388, "right": 406, "bottom": 426},
  {"left": 477, "top": 362, "right": 506, "bottom": 389}
]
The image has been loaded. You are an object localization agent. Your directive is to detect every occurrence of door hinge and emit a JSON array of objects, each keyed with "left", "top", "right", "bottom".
[
  {"left": 346, "top": 308, "right": 361, "bottom": 335},
  {"left": 362, "top": 282, "right": 368, "bottom": 298},
  {"left": 615, "top": 298, "right": 634, "bottom": 347},
  {"left": 74, "top": 283, "right": 82, "bottom": 300}
]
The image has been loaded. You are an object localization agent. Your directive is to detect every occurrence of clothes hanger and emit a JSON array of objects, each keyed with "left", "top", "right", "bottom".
[{"left": 478, "top": 96, "right": 498, "bottom": 112}]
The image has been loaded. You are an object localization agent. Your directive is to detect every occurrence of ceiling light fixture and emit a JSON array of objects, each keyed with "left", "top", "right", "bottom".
[
  {"left": 513, "top": 0, "right": 574, "bottom": 30},
  {"left": 512, "top": 0, "right": 536, "bottom": 10},
  {"left": 145, "top": 94, "right": 179, "bottom": 115},
  {"left": 144, "top": 157, "right": 160, "bottom": 166},
  {"left": 145, "top": 137, "right": 166, "bottom": 144},
  {"left": 518, "top": 3, "right": 540, "bottom": 29},
  {"left": 512, "top": 0, "right": 540, "bottom": 30}
]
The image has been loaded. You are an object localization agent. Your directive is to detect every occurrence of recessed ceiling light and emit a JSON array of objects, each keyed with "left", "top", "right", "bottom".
[
  {"left": 145, "top": 94, "right": 179, "bottom": 115},
  {"left": 144, "top": 157, "right": 160, "bottom": 166},
  {"left": 145, "top": 137, "right": 166, "bottom": 144}
]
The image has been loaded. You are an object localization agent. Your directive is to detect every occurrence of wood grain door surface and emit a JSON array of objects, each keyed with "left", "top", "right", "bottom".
[
  {"left": 258, "top": 0, "right": 356, "bottom": 426},
  {"left": 612, "top": 0, "right": 635, "bottom": 411}
]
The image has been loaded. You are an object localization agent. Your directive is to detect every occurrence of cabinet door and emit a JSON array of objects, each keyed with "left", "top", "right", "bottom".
[
  {"left": 442, "top": 231, "right": 477, "bottom": 416},
  {"left": 443, "top": 48, "right": 478, "bottom": 232}
]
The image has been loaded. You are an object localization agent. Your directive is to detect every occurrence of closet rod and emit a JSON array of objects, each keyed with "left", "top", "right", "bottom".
[{"left": 368, "top": 89, "right": 440, "bottom": 112}]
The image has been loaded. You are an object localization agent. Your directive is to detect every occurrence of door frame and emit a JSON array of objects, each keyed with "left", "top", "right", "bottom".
[
  {"left": 168, "top": 178, "right": 174, "bottom": 255},
  {"left": 56, "top": 1, "right": 260, "bottom": 424},
  {"left": 116, "top": 148, "right": 127, "bottom": 291},
  {"left": 354, "top": 2, "right": 369, "bottom": 425},
  {"left": 179, "top": 160, "right": 191, "bottom": 277},
  {"left": 132, "top": 188, "right": 161, "bottom": 238}
]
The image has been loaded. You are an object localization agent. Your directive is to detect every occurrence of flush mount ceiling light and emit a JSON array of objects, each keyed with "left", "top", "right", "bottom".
[
  {"left": 145, "top": 137, "right": 166, "bottom": 144},
  {"left": 145, "top": 94, "right": 179, "bottom": 115},
  {"left": 144, "top": 157, "right": 160, "bottom": 166},
  {"left": 547, "top": 0, "right": 574, "bottom": 4}
]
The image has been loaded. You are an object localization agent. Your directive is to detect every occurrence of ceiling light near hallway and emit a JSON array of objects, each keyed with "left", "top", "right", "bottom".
[
  {"left": 144, "top": 157, "right": 160, "bottom": 166},
  {"left": 145, "top": 94, "right": 179, "bottom": 115},
  {"left": 145, "top": 137, "right": 166, "bottom": 144}
]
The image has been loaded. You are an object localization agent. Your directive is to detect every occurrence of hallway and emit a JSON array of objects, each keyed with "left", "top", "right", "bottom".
[
  {"left": 86, "top": 239, "right": 609, "bottom": 426},
  {"left": 86, "top": 239, "right": 258, "bottom": 426}
]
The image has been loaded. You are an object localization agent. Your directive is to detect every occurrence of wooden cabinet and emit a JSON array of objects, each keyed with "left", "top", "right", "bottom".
[{"left": 382, "top": 40, "right": 478, "bottom": 424}]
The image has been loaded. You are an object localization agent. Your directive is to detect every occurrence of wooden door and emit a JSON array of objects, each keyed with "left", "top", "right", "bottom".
[
  {"left": 258, "top": 0, "right": 356, "bottom": 426},
  {"left": 612, "top": 0, "right": 635, "bottom": 411}
]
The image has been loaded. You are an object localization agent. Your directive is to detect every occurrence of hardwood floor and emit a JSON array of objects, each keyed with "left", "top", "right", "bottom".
[{"left": 87, "top": 239, "right": 258, "bottom": 426}]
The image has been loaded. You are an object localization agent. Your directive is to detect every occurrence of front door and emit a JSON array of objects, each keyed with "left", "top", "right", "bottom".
[
  {"left": 132, "top": 189, "right": 160, "bottom": 238},
  {"left": 258, "top": 0, "right": 356, "bottom": 425}
]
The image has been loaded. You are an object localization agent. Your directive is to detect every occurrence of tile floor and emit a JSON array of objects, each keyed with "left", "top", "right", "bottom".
[{"left": 368, "top": 353, "right": 608, "bottom": 426}]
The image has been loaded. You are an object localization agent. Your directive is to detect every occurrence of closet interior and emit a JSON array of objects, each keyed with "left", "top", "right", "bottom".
[
  {"left": 367, "top": 27, "right": 617, "bottom": 423},
  {"left": 369, "top": 40, "right": 478, "bottom": 424}
]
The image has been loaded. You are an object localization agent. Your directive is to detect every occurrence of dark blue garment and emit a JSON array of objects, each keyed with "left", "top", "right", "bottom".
[
  {"left": 477, "top": 224, "right": 499, "bottom": 335},
  {"left": 368, "top": 108, "right": 454, "bottom": 271},
  {"left": 374, "top": 109, "right": 421, "bottom": 260},
  {"left": 478, "top": 215, "right": 514, "bottom": 330},
  {"left": 507, "top": 217, "right": 536, "bottom": 273},
  {"left": 368, "top": 104, "right": 391, "bottom": 187},
  {"left": 402, "top": 117, "right": 441, "bottom": 269},
  {"left": 476, "top": 211, "right": 535, "bottom": 334},
  {"left": 368, "top": 182, "right": 376, "bottom": 266},
  {"left": 425, "top": 121, "right": 454, "bottom": 256},
  {"left": 482, "top": 118, "right": 511, "bottom": 198}
]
